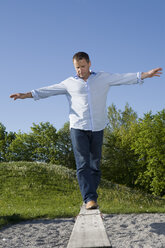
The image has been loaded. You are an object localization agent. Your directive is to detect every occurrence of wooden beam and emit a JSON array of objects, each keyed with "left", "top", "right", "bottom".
[{"left": 67, "top": 204, "right": 111, "bottom": 248}]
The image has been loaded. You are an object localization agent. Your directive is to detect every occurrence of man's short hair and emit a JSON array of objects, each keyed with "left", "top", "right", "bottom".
[{"left": 73, "top": 52, "right": 90, "bottom": 63}]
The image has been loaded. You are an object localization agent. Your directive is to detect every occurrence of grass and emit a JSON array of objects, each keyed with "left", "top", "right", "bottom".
[{"left": 0, "top": 161, "right": 165, "bottom": 229}]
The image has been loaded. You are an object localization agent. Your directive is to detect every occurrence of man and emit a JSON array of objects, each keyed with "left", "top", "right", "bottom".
[{"left": 10, "top": 52, "right": 162, "bottom": 209}]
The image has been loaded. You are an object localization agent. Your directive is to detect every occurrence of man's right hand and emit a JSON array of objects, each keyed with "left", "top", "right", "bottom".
[{"left": 10, "top": 92, "right": 32, "bottom": 100}]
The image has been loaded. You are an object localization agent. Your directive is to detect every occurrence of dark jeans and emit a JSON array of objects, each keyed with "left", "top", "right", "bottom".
[{"left": 70, "top": 128, "right": 104, "bottom": 203}]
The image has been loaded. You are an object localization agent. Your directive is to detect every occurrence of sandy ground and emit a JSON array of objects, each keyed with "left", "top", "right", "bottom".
[
  {"left": 0, "top": 214, "right": 165, "bottom": 248},
  {"left": 104, "top": 214, "right": 165, "bottom": 248}
]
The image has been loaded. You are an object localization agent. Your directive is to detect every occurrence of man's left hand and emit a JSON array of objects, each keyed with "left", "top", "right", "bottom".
[{"left": 141, "top": 67, "right": 162, "bottom": 79}]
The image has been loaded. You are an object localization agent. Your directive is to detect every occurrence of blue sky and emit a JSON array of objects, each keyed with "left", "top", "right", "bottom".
[{"left": 1, "top": 0, "right": 164, "bottom": 133}]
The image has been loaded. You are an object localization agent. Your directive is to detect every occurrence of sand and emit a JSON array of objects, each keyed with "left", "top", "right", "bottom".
[
  {"left": 0, "top": 214, "right": 165, "bottom": 248},
  {"left": 104, "top": 213, "right": 165, "bottom": 248}
]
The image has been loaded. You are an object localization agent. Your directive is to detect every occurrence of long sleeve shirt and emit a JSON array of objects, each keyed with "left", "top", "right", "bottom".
[{"left": 31, "top": 71, "right": 143, "bottom": 131}]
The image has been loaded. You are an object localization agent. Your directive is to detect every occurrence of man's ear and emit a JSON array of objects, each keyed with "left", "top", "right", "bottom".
[{"left": 89, "top": 60, "right": 91, "bottom": 67}]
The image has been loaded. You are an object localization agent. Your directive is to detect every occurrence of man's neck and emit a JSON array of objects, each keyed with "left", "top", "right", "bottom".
[
  {"left": 75, "top": 71, "right": 96, "bottom": 81},
  {"left": 82, "top": 71, "right": 91, "bottom": 81}
]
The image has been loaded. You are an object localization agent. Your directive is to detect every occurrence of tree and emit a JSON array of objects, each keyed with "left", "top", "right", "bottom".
[
  {"left": 8, "top": 122, "right": 58, "bottom": 163},
  {"left": 30, "top": 122, "right": 58, "bottom": 162},
  {"left": 0, "top": 123, "right": 15, "bottom": 162},
  {"left": 0, "top": 123, "right": 7, "bottom": 162},
  {"left": 102, "top": 104, "right": 138, "bottom": 187},
  {"left": 106, "top": 103, "right": 138, "bottom": 132},
  {"left": 7, "top": 132, "right": 36, "bottom": 161},
  {"left": 131, "top": 110, "right": 165, "bottom": 196},
  {"left": 7, "top": 121, "right": 75, "bottom": 166},
  {"left": 102, "top": 104, "right": 165, "bottom": 196},
  {"left": 55, "top": 122, "right": 75, "bottom": 169}
]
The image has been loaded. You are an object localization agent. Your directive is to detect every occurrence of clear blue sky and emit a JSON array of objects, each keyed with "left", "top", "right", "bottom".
[{"left": 1, "top": 0, "right": 165, "bottom": 133}]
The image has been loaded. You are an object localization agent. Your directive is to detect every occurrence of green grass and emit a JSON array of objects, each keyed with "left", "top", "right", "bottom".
[{"left": 0, "top": 162, "right": 165, "bottom": 229}]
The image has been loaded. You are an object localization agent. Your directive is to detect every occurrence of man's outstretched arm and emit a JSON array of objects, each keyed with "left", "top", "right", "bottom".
[
  {"left": 10, "top": 92, "right": 33, "bottom": 100},
  {"left": 141, "top": 67, "right": 162, "bottom": 80}
]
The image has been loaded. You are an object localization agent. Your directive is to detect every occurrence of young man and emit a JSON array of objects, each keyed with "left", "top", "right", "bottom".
[{"left": 10, "top": 52, "right": 162, "bottom": 209}]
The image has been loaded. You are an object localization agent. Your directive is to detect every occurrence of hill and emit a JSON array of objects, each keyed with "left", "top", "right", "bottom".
[{"left": 0, "top": 162, "right": 165, "bottom": 228}]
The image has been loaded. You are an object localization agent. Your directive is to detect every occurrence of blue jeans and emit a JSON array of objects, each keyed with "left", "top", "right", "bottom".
[{"left": 70, "top": 128, "right": 104, "bottom": 203}]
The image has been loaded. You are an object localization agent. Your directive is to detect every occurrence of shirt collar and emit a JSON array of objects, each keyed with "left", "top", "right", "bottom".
[{"left": 74, "top": 71, "right": 97, "bottom": 79}]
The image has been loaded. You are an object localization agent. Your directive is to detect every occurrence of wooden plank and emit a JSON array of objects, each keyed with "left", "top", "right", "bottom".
[{"left": 67, "top": 204, "right": 111, "bottom": 248}]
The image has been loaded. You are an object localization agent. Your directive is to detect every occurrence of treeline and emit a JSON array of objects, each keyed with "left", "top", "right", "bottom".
[
  {"left": 0, "top": 122, "right": 75, "bottom": 168},
  {"left": 102, "top": 104, "right": 165, "bottom": 197},
  {"left": 0, "top": 104, "right": 165, "bottom": 196}
]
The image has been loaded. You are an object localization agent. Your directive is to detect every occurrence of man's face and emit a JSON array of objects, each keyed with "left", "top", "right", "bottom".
[{"left": 73, "top": 58, "right": 91, "bottom": 81}]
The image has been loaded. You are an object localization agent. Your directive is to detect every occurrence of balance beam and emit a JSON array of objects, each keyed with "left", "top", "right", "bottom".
[{"left": 67, "top": 204, "right": 111, "bottom": 248}]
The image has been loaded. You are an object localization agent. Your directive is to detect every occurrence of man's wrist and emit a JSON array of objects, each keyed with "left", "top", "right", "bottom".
[
  {"left": 141, "top": 72, "right": 148, "bottom": 80},
  {"left": 26, "top": 92, "right": 33, "bottom": 98}
]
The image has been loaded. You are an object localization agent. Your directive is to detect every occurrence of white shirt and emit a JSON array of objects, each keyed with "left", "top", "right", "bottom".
[{"left": 31, "top": 71, "right": 143, "bottom": 131}]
